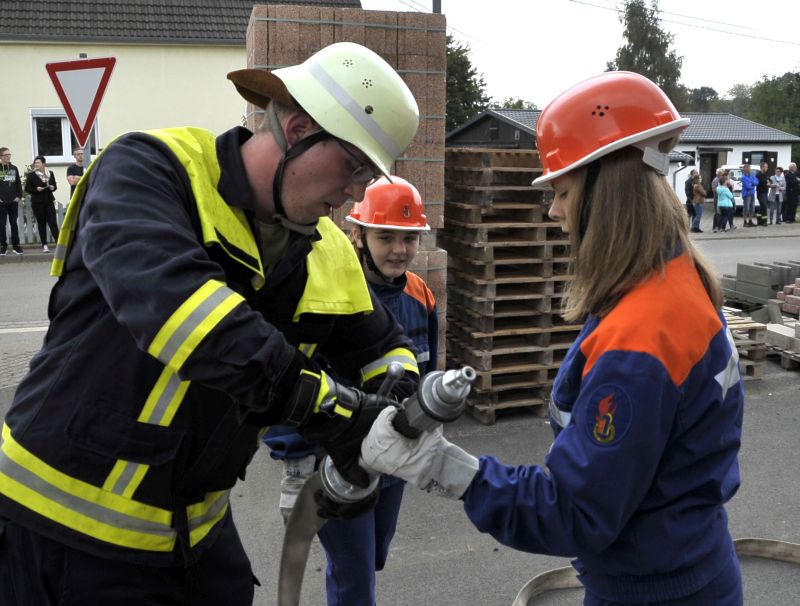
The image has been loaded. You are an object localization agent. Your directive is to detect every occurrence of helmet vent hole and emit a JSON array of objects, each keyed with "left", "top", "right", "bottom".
[
  {"left": 343, "top": 59, "right": 354, "bottom": 67},
  {"left": 364, "top": 105, "right": 374, "bottom": 114},
  {"left": 593, "top": 105, "right": 608, "bottom": 117},
  {"left": 362, "top": 78, "right": 373, "bottom": 88}
]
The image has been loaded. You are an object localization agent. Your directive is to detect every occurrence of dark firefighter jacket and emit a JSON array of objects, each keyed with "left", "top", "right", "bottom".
[{"left": 0, "top": 127, "right": 418, "bottom": 566}]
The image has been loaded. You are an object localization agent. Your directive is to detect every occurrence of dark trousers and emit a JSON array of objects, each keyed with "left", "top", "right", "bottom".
[
  {"left": 31, "top": 200, "right": 59, "bottom": 244},
  {"left": 0, "top": 511, "right": 256, "bottom": 605},
  {"left": 319, "top": 478, "right": 405, "bottom": 606},
  {"left": 756, "top": 192, "right": 768, "bottom": 217},
  {"left": 0, "top": 200, "right": 20, "bottom": 246},
  {"left": 786, "top": 193, "right": 798, "bottom": 223}
]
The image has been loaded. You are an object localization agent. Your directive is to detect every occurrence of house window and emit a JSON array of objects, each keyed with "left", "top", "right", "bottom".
[{"left": 30, "top": 108, "right": 98, "bottom": 163}]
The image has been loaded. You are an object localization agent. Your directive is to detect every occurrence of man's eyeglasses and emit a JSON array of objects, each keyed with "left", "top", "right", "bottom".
[{"left": 334, "top": 139, "right": 380, "bottom": 187}]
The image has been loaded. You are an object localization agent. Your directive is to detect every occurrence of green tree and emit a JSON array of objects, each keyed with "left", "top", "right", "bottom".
[
  {"left": 607, "top": 0, "right": 684, "bottom": 105},
  {"left": 715, "top": 83, "right": 754, "bottom": 117},
  {"left": 681, "top": 86, "right": 719, "bottom": 112},
  {"left": 446, "top": 35, "right": 490, "bottom": 132},
  {"left": 491, "top": 97, "right": 538, "bottom": 110},
  {"left": 750, "top": 72, "right": 800, "bottom": 162}
]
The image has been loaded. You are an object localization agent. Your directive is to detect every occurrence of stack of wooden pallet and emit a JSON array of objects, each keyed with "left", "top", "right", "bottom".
[
  {"left": 441, "top": 148, "right": 581, "bottom": 424},
  {"left": 723, "top": 308, "right": 767, "bottom": 380}
]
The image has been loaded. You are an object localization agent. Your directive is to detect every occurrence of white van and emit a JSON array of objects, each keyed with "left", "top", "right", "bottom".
[{"left": 719, "top": 164, "right": 761, "bottom": 211}]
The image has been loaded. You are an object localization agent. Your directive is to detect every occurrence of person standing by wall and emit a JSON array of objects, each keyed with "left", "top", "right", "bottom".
[
  {"left": 0, "top": 147, "right": 24, "bottom": 255},
  {"left": 361, "top": 71, "right": 744, "bottom": 606},
  {"left": 768, "top": 166, "right": 785, "bottom": 224},
  {"left": 66, "top": 147, "right": 85, "bottom": 200},
  {"left": 683, "top": 168, "right": 697, "bottom": 219},
  {"left": 717, "top": 175, "right": 736, "bottom": 232},
  {"left": 740, "top": 164, "right": 758, "bottom": 227},
  {"left": 711, "top": 167, "right": 724, "bottom": 233},
  {"left": 690, "top": 173, "right": 706, "bottom": 232},
  {"left": 24, "top": 155, "right": 60, "bottom": 252},
  {"left": 784, "top": 162, "right": 799, "bottom": 223},
  {"left": 756, "top": 161, "right": 770, "bottom": 225}
]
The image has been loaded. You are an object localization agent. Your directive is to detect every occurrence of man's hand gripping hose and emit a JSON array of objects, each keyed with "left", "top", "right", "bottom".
[{"left": 277, "top": 363, "right": 476, "bottom": 606}]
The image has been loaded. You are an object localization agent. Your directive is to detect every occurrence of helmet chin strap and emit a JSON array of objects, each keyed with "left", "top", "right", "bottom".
[
  {"left": 268, "top": 102, "right": 332, "bottom": 228},
  {"left": 362, "top": 233, "right": 396, "bottom": 285}
]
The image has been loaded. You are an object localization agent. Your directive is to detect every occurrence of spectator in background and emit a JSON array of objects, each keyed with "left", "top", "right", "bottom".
[
  {"left": 717, "top": 174, "right": 736, "bottom": 232},
  {"left": 740, "top": 164, "right": 758, "bottom": 227},
  {"left": 0, "top": 147, "right": 23, "bottom": 255},
  {"left": 24, "top": 155, "right": 60, "bottom": 252},
  {"left": 756, "top": 161, "right": 770, "bottom": 225},
  {"left": 684, "top": 168, "right": 697, "bottom": 219},
  {"left": 690, "top": 172, "right": 706, "bottom": 232},
  {"left": 66, "top": 147, "right": 85, "bottom": 200},
  {"left": 784, "top": 162, "right": 799, "bottom": 223},
  {"left": 768, "top": 166, "right": 785, "bottom": 224},
  {"left": 711, "top": 167, "right": 724, "bottom": 233}
]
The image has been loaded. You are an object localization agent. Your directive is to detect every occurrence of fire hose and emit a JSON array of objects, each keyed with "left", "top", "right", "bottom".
[
  {"left": 277, "top": 363, "right": 476, "bottom": 606},
  {"left": 511, "top": 538, "right": 800, "bottom": 605}
]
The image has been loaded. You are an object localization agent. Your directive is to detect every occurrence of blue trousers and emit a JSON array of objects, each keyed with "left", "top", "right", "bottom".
[
  {"left": 318, "top": 478, "right": 405, "bottom": 606},
  {"left": 583, "top": 547, "right": 742, "bottom": 606}
]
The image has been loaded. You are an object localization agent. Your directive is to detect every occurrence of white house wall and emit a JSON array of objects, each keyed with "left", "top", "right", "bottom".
[{"left": 1, "top": 42, "right": 247, "bottom": 206}]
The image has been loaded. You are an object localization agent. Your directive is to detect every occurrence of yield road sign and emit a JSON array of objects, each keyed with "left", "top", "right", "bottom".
[{"left": 45, "top": 57, "right": 116, "bottom": 149}]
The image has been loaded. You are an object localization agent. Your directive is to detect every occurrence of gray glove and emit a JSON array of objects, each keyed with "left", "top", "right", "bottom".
[
  {"left": 279, "top": 454, "right": 316, "bottom": 523},
  {"left": 360, "top": 407, "right": 479, "bottom": 499}
]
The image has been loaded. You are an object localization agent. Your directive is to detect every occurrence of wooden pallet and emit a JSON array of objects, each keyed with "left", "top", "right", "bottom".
[
  {"left": 447, "top": 351, "right": 560, "bottom": 391},
  {"left": 448, "top": 300, "right": 575, "bottom": 335},
  {"left": 445, "top": 165, "right": 540, "bottom": 188},
  {"left": 448, "top": 284, "right": 556, "bottom": 316},
  {"left": 765, "top": 345, "right": 800, "bottom": 371},
  {"left": 445, "top": 147, "right": 541, "bottom": 170},
  {"left": 438, "top": 231, "right": 570, "bottom": 264},
  {"left": 465, "top": 389, "right": 549, "bottom": 425},
  {"left": 448, "top": 254, "right": 571, "bottom": 282},
  {"left": 444, "top": 199, "right": 545, "bottom": 225},
  {"left": 447, "top": 326, "right": 575, "bottom": 371},
  {"left": 444, "top": 217, "right": 566, "bottom": 246},
  {"left": 725, "top": 314, "right": 767, "bottom": 360}
]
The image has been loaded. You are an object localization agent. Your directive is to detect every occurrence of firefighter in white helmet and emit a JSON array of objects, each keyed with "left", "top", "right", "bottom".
[
  {"left": 0, "top": 43, "right": 421, "bottom": 605},
  {"left": 361, "top": 72, "right": 744, "bottom": 605}
]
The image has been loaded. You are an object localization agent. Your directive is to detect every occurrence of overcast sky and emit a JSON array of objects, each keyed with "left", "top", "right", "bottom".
[{"left": 360, "top": 0, "right": 800, "bottom": 108}]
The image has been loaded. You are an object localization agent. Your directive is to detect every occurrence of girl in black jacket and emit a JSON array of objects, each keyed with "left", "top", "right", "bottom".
[{"left": 25, "top": 155, "right": 60, "bottom": 251}]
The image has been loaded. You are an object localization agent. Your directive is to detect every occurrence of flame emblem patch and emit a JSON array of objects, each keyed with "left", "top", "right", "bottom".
[
  {"left": 584, "top": 385, "right": 632, "bottom": 446},
  {"left": 402, "top": 204, "right": 411, "bottom": 218}
]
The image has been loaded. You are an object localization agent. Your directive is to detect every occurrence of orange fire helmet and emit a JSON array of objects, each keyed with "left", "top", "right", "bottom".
[
  {"left": 346, "top": 176, "right": 430, "bottom": 231},
  {"left": 532, "top": 71, "right": 690, "bottom": 188}
]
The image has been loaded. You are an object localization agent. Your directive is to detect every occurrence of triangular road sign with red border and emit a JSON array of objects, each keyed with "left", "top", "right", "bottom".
[{"left": 46, "top": 57, "right": 116, "bottom": 149}]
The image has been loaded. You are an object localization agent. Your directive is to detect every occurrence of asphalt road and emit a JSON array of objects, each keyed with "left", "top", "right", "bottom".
[{"left": 1, "top": 227, "right": 799, "bottom": 605}]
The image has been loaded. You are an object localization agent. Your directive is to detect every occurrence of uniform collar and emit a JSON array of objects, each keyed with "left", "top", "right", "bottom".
[{"left": 216, "top": 126, "right": 256, "bottom": 213}]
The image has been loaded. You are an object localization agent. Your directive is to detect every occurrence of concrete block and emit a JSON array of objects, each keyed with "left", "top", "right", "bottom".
[
  {"left": 736, "top": 263, "right": 779, "bottom": 287},
  {"left": 755, "top": 262, "right": 789, "bottom": 286},
  {"left": 734, "top": 280, "right": 775, "bottom": 300},
  {"left": 767, "top": 324, "right": 797, "bottom": 350},
  {"left": 767, "top": 301, "right": 784, "bottom": 324},
  {"left": 748, "top": 306, "right": 771, "bottom": 324},
  {"left": 721, "top": 275, "right": 736, "bottom": 290},
  {"left": 787, "top": 294, "right": 800, "bottom": 306}
]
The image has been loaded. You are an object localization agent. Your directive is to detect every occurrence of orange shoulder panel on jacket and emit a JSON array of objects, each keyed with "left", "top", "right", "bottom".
[
  {"left": 580, "top": 254, "right": 723, "bottom": 386},
  {"left": 405, "top": 272, "right": 436, "bottom": 313}
]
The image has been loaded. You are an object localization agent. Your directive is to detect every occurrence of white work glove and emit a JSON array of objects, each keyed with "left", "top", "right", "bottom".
[
  {"left": 279, "top": 454, "right": 316, "bottom": 523},
  {"left": 360, "top": 407, "right": 479, "bottom": 499}
]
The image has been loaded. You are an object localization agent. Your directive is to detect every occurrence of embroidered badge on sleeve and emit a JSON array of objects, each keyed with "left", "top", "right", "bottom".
[{"left": 583, "top": 385, "right": 632, "bottom": 446}]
